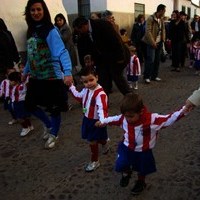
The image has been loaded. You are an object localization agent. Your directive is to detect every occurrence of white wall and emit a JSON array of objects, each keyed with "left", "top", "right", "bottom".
[
  {"left": 1, "top": 0, "right": 68, "bottom": 51},
  {"left": 62, "top": 0, "right": 78, "bottom": 14}
]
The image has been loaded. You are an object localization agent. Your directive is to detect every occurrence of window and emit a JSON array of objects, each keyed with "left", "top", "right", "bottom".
[
  {"left": 78, "top": 0, "right": 90, "bottom": 19},
  {"left": 182, "top": 6, "right": 186, "bottom": 13},
  {"left": 134, "top": 3, "right": 145, "bottom": 21}
]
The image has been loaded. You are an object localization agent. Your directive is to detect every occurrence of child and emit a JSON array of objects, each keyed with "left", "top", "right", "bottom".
[
  {"left": 83, "top": 54, "right": 96, "bottom": 68},
  {"left": 192, "top": 41, "right": 200, "bottom": 75},
  {"left": 8, "top": 72, "right": 34, "bottom": 137},
  {"left": 127, "top": 46, "right": 141, "bottom": 90},
  {"left": 69, "top": 66, "right": 109, "bottom": 172},
  {"left": 0, "top": 68, "right": 17, "bottom": 125},
  {"left": 96, "top": 93, "right": 186, "bottom": 195}
]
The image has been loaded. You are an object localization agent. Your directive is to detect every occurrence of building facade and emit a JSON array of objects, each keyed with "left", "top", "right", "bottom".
[{"left": 63, "top": 0, "right": 200, "bottom": 34}]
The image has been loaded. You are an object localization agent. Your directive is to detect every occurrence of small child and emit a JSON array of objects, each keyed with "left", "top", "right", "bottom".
[
  {"left": 192, "top": 41, "right": 200, "bottom": 75},
  {"left": 127, "top": 46, "right": 141, "bottom": 90},
  {"left": 69, "top": 66, "right": 109, "bottom": 172},
  {"left": 83, "top": 54, "right": 96, "bottom": 68},
  {"left": 0, "top": 68, "right": 17, "bottom": 125},
  {"left": 96, "top": 93, "right": 187, "bottom": 195},
  {"left": 8, "top": 72, "right": 34, "bottom": 137}
]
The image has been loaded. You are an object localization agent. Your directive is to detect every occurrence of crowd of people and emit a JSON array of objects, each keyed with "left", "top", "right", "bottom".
[{"left": 1, "top": 0, "right": 200, "bottom": 196}]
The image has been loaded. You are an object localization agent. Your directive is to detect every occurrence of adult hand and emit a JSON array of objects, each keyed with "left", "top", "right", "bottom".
[
  {"left": 64, "top": 75, "right": 73, "bottom": 86},
  {"left": 183, "top": 99, "right": 195, "bottom": 113}
]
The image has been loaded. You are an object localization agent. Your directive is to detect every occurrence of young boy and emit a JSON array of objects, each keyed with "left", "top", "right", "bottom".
[{"left": 96, "top": 93, "right": 187, "bottom": 195}]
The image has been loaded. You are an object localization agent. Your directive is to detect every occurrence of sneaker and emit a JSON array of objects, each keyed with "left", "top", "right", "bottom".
[
  {"left": 43, "top": 126, "right": 52, "bottom": 140},
  {"left": 131, "top": 180, "right": 146, "bottom": 195},
  {"left": 154, "top": 77, "right": 161, "bottom": 81},
  {"left": 20, "top": 127, "right": 31, "bottom": 137},
  {"left": 8, "top": 119, "right": 17, "bottom": 125},
  {"left": 120, "top": 173, "right": 131, "bottom": 187},
  {"left": 29, "top": 125, "right": 34, "bottom": 131},
  {"left": 85, "top": 160, "right": 100, "bottom": 172},
  {"left": 133, "top": 82, "right": 138, "bottom": 90},
  {"left": 145, "top": 79, "right": 150, "bottom": 84},
  {"left": 44, "top": 134, "right": 58, "bottom": 149}
]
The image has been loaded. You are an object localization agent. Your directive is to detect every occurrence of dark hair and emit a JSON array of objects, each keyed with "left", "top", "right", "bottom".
[
  {"left": 137, "top": 14, "right": 145, "bottom": 23},
  {"left": 120, "top": 28, "right": 126, "bottom": 35},
  {"left": 79, "top": 66, "right": 97, "bottom": 77},
  {"left": 102, "top": 10, "right": 113, "bottom": 18},
  {"left": 8, "top": 72, "right": 22, "bottom": 83},
  {"left": 24, "top": 0, "right": 52, "bottom": 37},
  {"left": 156, "top": 4, "right": 166, "bottom": 12},
  {"left": 120, "top": 93, "right": 144, "bottom": 114},
  {"left": 54, "top": 13, "right": 66, "bottom": 27},
  {"left": 0, "top": 18, "right": 8, "bottom": 31},
  {"left": 72, "top": 16, "right": 88, "bottom": 29}
]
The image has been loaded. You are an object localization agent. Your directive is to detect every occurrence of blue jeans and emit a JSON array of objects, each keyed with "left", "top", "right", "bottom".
[{"left": 143, "top": 42, "right": 162, "bottom": 80}]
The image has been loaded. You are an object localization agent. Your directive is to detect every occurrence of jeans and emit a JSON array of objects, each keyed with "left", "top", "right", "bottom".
[{"left": 143, "top": 42, "right": 162, "bottom": 80}]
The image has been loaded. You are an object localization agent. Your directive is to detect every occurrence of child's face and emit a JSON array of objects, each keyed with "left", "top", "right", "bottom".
[
  {"left": 124, "top": 111, "right": 141, "bottom": 124},
  {"left": 18, "top": 64, "right": 25, "bottom": 73},
  {"left": 81, "top": 74, "right": 98, "bottom": 90}
]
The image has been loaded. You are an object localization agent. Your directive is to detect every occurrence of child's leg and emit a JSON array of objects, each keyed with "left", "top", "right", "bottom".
[
  {"left": 85, "top": 141, "right": 100, "bottom": 172},
  {"left": 19, "top": 118, "right": 33, "bottom": 137},
  {"left": 98, "top": 140, "right": 110, "bottom": 154},
  {"left": 131, "top": 174, "right": 146, "bottom": 195}
]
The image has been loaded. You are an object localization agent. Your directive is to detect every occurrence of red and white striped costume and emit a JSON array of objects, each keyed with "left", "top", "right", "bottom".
[
  {"left": 10, "top": 83, "right": 27, "bottom": 102},
  {"left": 127, "top": 55, "right": 141, "bottom": 76},
  {"left": 70, "top": 84, "right": 108, "bottom": 121},
  {"left": 0, "top": 79, "right": 11, "bottom": 98},
  {"left": 101, "top": 106, "right": 185, "bottom": 152}
]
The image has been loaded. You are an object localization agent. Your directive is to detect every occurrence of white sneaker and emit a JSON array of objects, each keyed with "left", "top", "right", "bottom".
[
  {"left": 145, "top": 79, "right": 151, "bottom": 83},
  {"left": 20, "top": 128, "right": 31, "bottom": 137},
  {"left": 44, "top": 134, "right": 58, "bottom": 149},
  {"left": 29, "top": 125, "right": 34, "bottom": 131},
  {"left": 133, "top": 82, "right": 138, "bottom": 90},
  {"left": 8, "top": 119, "right": 17, "bottom": 125},
  {"left": 43, "top": 126, "right": 52, "bottom": 140},
  {"left": 85, "top": 160, "right": 100, "bottom": 172},
  {"left": 154, "top": 77, "right": 161, "bottom": 81}
]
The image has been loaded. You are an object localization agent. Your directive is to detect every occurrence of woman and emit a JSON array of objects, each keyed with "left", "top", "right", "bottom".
[
  {"left": 23, "top": 0, "right": 72, "bottom": 149},
  {"left": 54, "top": 13, "right": 78, "bottom": 70}
]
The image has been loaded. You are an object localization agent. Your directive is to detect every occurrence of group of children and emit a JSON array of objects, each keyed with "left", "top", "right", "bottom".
[
  {"left": 0, "top": 63, "right": 34, "bottom": 137},
  {"left": 0, "top": 47, "right": 189, "bottom": 196}
]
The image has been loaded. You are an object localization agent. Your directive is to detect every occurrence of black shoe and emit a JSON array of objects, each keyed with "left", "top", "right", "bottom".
[
  {"left": 120, "top": 173, "right": 131, "bottom": 187},
  {"left": 131, "top": 180, "right": 146, "bottom": 195}
]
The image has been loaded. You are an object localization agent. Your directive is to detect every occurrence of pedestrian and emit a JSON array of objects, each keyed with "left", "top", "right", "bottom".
[
  {"left": 192, "top": 40, "right": 200, "bottom": 75},
  {"left": 142, "top": 4, "right": 166, "bottom": 83},
  {"left": 0, "top": 68, "right": 17, "bottom": 125},
  {"left": 96, "top": 93, "right": 187, "bottom": 195},
  {"left": 23, "top": 0, "right": 72, "bottom": 149},
  {"left": 0, "top": 18, "right": 20, "bottom": 83},
  {"left": 127, "top": 46, "right": 141, "bottom": 90},
  {"left": 73, "top": 16, "right": 131, "bottom": 95},
  {"left": 191, "top": 14, "right": 200, "bottom": 41},
  {"left": 131, "top": 14, "right": 146, "bottom": 64},
  {"left": 69, "top": 66, "right": 109, "bottom": 172},
  {"left": 8, "top": 71, "right": 34, "bottom": 137}
]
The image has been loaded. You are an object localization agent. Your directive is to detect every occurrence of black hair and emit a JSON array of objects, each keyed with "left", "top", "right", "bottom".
[
  {"left": 0, "top": 18, "right": 8, "bottom": 31},
  {"left": 79, "top": 66, "right": 97, "bottom": 77},
  {"left": 157, "top": 4, "right": 166, "bottom": 12},
  {"left": 24, "top": 0, "right": 52, "bottom": 38},
  {"left": 8, "top": 72, "right": 22, "bottom": 83},
  {"left": 54, "top": 13, "right": 67, "bottom": 27},
  {"left": 72, "top": 16, "right": 88, "bottom": 29}
]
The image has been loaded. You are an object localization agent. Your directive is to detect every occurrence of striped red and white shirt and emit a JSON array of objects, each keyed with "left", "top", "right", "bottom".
[
  {"left": 0, "top": 79, "right": 11, "bottom": 98},
  {"left": 10, "top": 83, "right": 27, "bottom": 102},
  {"left": 127, "top": 55, "right": 141, "bottom": 76},
  {"left": 101, "top": 106, "right": 185, "bottom": 152},
  {"left": 70, "top": 84, "right": 108, "bottom": 120}
]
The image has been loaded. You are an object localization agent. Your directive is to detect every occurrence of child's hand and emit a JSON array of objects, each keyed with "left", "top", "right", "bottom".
[
  {"left": 182, "top": 100, "right": 195, "bottom": 114},
  {"left": 95, "top": 121, "right": 106, "bottom": 127}
]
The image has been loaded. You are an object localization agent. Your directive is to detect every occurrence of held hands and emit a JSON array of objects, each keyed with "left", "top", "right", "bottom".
[
  {"left": 182, "top": 100, "right": 196, "bottom": 114},
  {"left": 64, "top": 75, "right": 73, "bottom": 87},
  {"left": 95, "top": 121, "right": 106, "bottom": 127}
]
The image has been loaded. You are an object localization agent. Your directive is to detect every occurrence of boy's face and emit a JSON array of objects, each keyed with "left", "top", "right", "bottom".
[
  {"left": 81, "top": 74, "right": 98, "bottom": 90},
  {"left": 9, "top": 80, "right": 17, "bottom": 87},
  {"left": 124, "top": 111, "right": 141, "bottom": 124}
]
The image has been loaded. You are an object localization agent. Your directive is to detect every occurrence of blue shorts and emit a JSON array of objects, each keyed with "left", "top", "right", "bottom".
[
  {"left": 13, "top": 101, "right": 31, "bottom": 119},
  {"left": 115, "top": 142, "right": 156, "bottom": 176},
  {"left": 81, "top": 116, "right": 108, "bottom": 142},
  {"left": 127, "top": 75, "right": 139, "bottom": 82}
]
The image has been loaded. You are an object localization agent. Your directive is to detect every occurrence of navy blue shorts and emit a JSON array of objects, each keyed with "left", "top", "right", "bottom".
[
  {"left": 81, "top": 116, "right": 108, "bottom": 142},
  {"left": 115, "top": 142, "right": 156, "bottom": 176},
  {"left": 127, "top": 75, "right": 139, "bottom": 82},
  {"left": 13, "top": 101, "right": 31, "bottom": 119}
]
